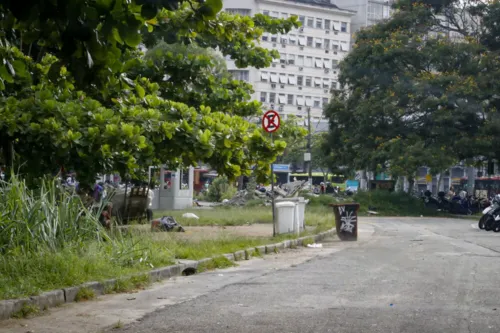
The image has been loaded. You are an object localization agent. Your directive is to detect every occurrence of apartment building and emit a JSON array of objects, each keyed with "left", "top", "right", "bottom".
[
  {"left": 222, "top": 0, "right": 355, "bottom": 126},
  {"left": 332, "top": 0, "right": 395, "bottom": 33}
]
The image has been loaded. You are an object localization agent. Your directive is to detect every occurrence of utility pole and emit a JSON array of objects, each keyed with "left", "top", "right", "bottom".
[{"left": 307, "top": 107, "right": 312, "bottom": 190}]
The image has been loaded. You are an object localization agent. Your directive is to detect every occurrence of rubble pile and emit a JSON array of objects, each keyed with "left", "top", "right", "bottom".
[{"left": 223, "top": 180, "right": 308, "bottom": 206}]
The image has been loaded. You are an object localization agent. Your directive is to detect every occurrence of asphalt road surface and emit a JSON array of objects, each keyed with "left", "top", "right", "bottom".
[{"left": 108, "top": 217, "right": 500, "bottom": 333}]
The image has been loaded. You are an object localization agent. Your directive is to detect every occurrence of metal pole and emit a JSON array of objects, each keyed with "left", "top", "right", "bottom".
[
  {"left": 271, "top": 132, "right": 276, "bottom": 237},
  {"left": 307, "top": 107, "right": 313, "bottom": 190}
]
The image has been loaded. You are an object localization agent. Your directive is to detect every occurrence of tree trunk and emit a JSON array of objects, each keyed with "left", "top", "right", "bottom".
[
  {"left": 408, "top": 177, "right": 415, "bottom": 194},
  {"left": 238, "top": 175, "right": 244, "bottom": 191}
]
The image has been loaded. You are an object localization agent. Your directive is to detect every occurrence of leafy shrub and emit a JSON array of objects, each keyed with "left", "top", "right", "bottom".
[{"left": 206, "top": 176, "right": 237, "bottom": 202}]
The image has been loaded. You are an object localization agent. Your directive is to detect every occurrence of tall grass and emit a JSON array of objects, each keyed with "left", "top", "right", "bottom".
[{"left": 0, "top": 175, "right": 108, "bottom": 254}]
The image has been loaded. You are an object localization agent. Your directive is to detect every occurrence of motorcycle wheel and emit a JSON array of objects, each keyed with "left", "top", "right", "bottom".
[
  {"left": 494, "top": 223, "right": 500, "bottom": 233},
  {"left": 485, "top": 216, "right": 495, "bottom": 231},
  {"left": 479, "top": 216, "right": 487, "bottom": 230}
]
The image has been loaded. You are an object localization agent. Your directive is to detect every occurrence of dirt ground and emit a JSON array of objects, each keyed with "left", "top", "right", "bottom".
[{"left": 124, "top": 224, "right": 314, "bottom": 241}]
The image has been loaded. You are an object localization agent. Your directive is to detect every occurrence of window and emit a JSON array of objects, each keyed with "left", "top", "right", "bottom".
[
  {"left": 305, "top": 57, "right": 312, "bottom": 67},
  {"left": 287, "top": 94, "right": 294, "bottom": 105},
  {"left": 314, "top": 99, "right": 321, "bottom": 108},
  {"left": 260, "top": 92, "right": 267, "bottom": 102},
  {"left": 289, "top": 35, "right": 297, "bottom": 45},
  {"left": 305, "top": 76, "right": 312, "bottom": 87},
  {"left": 269, "top": 92, "right": 276, "bottom": 103},
  {"left": 323, "top": 78, "right": 330, "bottom": 88},
  {"left": 278, "top": 94, "right": 286, "bottom": 104},
  {"left": 299, "top": 16, "right": 305, "bottom": 25},
  {"left": 341, "top": 22, "right": 347, "bottom": 33},
  {"left": 280, "top": 36, "right": 287, "bottom": 44},
  {"left": 298, "top": 36, "right": 306, "bottom": 46},
  {"left": 332, "top": 59, "right": 338, "bottom": 67},
  {"left": 331, "top": 80, "right": 338, "bottom": 90},
  {"left": 324, "top": 19, "right": 331, "bottom": 30},
  {"left": 271, "top": 35, "right": 278, "bottom": 43},
  {"left": 324, "top": 59, "right": 331, "bottom": 69},
  {"left": 271, "top": 11, "right": 279, "bottom": 18},
  {"left": 270, "top": 73, "right": 278, "bottom": 83},
  {"left": 262, "top": 35, "right": 269, "bottom": 42},
  {"left": 315, "top": 38, "right": 322, "bottom": 48},
  {"left": 296, "top": 95, "right": 304, "bottom": 106},
  {"left": 340, "top": 42, "right": 349, "bottom": 51},
  {"left": 288, "top": 75, "right": 296, "bottom": 85},
  {"left": 315, "top": 58, "right": 323, "bottom": 68},
  {"left": 226, "top": 8, "right": 251, "bottom": 16},
  {"left": 307, "top": 17, "right": 314, "bottom": 27},
  {"left": 281, "top": 12, "right": 288, "bottom": 19},
  {"left": 322, "top": 98, "right": 329, "bottom": 106},
  {"left": 279, "top": 74, "right": 287, "bottom": 84},
  {"left": 332, "top": 40, "right": 339, "bottom": 50},
  {"left": 297, "top": 55, "right": 304, "bottom": 66},
  {"left": 180, "top": 168, "right": 189, "bottom": 190},
  {"left": 316, "top": 18, "right": 323, "bottom": 29},
  {"left": 314, "top": 77, "right": 322, "bottom": 88},
  {"left": 307, "top": 37, "right": 313, "bottom": 47},
  {"left": 263, "top": 10, "right": 269, "bottom": 16},
  {"left": 229, "top": 70, "right": 249, "bottom": 82},
  {"left": 305, "top": 96, "right": 313, "bottom": 107},
  {"left": 288, "top": 54, "right": 295, "bottom": 65},
  {"left": 279, "top": 53, "right": 286, "bottom": 64},
  {"left": 297, "top": 76, "right": 304, "bottom": 86},
  {"left": 367, "top": 2, "right": 384, "bottom": 21},
  {"left": 332, "top": 21, "right": 340, "bottom": 31},
  {"left": 324, "top": 39, "right": 330, "bottom": 49},
  {"left": 261, "top": 72, "right": 269, "bottom": 82}
]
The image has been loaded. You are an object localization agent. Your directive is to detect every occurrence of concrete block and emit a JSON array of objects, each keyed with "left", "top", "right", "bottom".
[
  {"left": 275, "top": 242, "right": 285, "bottom": 250},
  {"left": 30, "top": 290, "right": 64, "bottom": 309},
  {"left": 233, "top": 250, "right": 245, "bottom": 261},
  {"left": 169, "top": 264, "right": 182, "bottom": 277},
  {"left": 265, "top": 244, "right": 276, "bottom": 254},
  {"left": 245, "top": 248, "right": 255, "bottom": 260},
  {"left": 82, "top": 281, "right": 105, "bottom": 296},
  {"left": 289, "top": 239, "right": 298, "bottom": 248},
  {"left": 223, "top": 253, "right": 235, "bottom": 261},
  {"left": 0, "top": 298, "right": 30, "bottom": 320},
  {"left": 149, "top": 269, "right": 162, "bottom": 282},
  {"left": 283, "top": 240, "right": 291, "bottom": 248},
  {"left": 63, "top": 286, "right": 81, "bottom": 303},
  {"left": 296, "top": 238, "right": 303, "bottom": 246},
  {"left": 255, "top": 245, "right": 267, "bottom": 256}
]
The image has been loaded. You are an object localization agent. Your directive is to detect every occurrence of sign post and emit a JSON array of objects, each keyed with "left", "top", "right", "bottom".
[{"left": 262, "top": 110, "right": 281, "bottom": 237}]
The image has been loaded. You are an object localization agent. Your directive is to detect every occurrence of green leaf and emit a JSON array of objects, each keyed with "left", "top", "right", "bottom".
[
  {"left": 0, "top": 65, "right": 13, "bottom": 83},
  {"left": 12, "top": 60, "right": 27, "bottom": 78},
  {"left": 123, "top": 29, "right": 142, "bottom": 47},
  {"left": 136, "top": 84, "right": 145, "bottom": 98},
  {"left": 112, "top": 28, "right": 124, "bottom": 45}
]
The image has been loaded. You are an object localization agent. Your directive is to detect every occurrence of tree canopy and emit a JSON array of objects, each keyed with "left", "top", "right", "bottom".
[
  {"left": 0, "top": 0, "right": 301, "bottom": 186},
  {"left": 324, "top": 0, "right": 500, "bottom": 185}
]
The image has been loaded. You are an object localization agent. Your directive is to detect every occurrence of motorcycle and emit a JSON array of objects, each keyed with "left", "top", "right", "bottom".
[{"left": 479, "top": 195, "right": 500, "bottom": 231}]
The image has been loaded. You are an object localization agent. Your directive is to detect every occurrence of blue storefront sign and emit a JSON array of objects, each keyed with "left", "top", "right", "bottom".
[
  {"left": 345, "top": 180, "right": 359, "bottom": 190},
  {"left": 272, "top": 164, "right": 291, "bottom": 173}
]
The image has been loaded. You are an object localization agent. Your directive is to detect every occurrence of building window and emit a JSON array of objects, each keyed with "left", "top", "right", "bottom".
[
  {"left": 260, "top": 92, "right": 267, "bottom": 102},
  {"left": 305, "top": 96, "right": 313, "bottom": 107},
  {"left": 297, "top": 55, "right": 304, "bottom": 66},
  {"left": 279, "top": 74, "right": 287, "bottom": 84},
  {"left": 324, "top": 39, "right": 330, "bottom": 49},
  {"left": 305, "top": 76, "right": 312, "bottom": 87},
  {"left": 322, "top": 98, "right": 329, "bottom": 106},
  {"left": 314, "top": 99, "right": 321, "bottom": 108},
  {"left": 332, "top": 59, "right": 338, "bottom": 67},
  {"left": 323, "top": 79, "right": 330, "bottom": 88},
  {"left": 271, "top": 11, "right": 279, "bottom": 18},
  {"left": 271, "top": 35, "right": 278, "bottom": 43},
  {"left": 288, "top": 54, "right": 295, "bottom": 65},
  {"left": 340, "top": 42, "right": 349, "bottom": 52},
  {"left": 314, "top": 58, "right": 323, "bottom": 68},
  {"left": 288, "top": 75, "right": 296, "bottom": 85},
  {"left": 315, "top": 38, "right": 322, "bottom": 48},
  {"left": 287, "top": 94, "right": 294, "bottom": 105},
  {"left": 314, "top": 77, "right": 322, "bottom": 88},
  {"left": 229, "top": 70, "right": 249, "bottom": 82},
  {"left": 278, "top": 94, "right": 286, "bottom": 104},
  {"left": 299, "top": 16, "right": 305, "bottom": 25},
  {"left": 261, "top": 72, "right": 269, "bottom": 82},
  {"left": 262, "top": 35, "right": 268, "bottom": 42},
  {"left": 341, "top": 22, "right": 348, "bottom": 33},
  {"left": 332, "top": 21, "right": 340, "bottom": 31},
  {"left": 296, "top": 95, "right": 304, "bottom": 106},
  {"left": 307, "top": 37, "right": 313, "bottom": 47},
  {"left": 269, "top": 92, "right": 276, "bottom": 103},
  {"left": 324, "top": 19, "right": 331, "bottom": 30},
  {"left": 332, "top": 41, "right": 339, "bottom": 50},
  {"left": 289, "top": 35, "right": 297, "bottom": 45},
  {"left": 270, "top": 73, "right": 278, "bottom": 83},
  {"left": 226, "top": 8, "right": 251, "bottom": 16},
  {"left": 280, "top": 36, "right": 287, "bottom": 44},
  {"left": 307, "top": 17, "right": 314, "bottom": 27},
  {"left": 316, "top": 18, "right": 323, "bottom": 29},
  {"left": 281, "top": 12, "right": 288, "bottom": 19},
  {"left": 331, "top": 81, "right": 338, "bottom": 90},
  {"left": 305, "top": 57, "right": 312, "bottom": 67},
  {"left": 298, "top": 36, "right": 306, "bottom": 46},
  {"left": 297, "top": 76, "right": 304, "bottom": 86},
  {"left": 367, "top": 2, "right": 384, "bottom": 21},
  {"left": 279, "top": 53, "right": 286, "bottom": 64},
  {"left": 263, "top": 10, "right": 269, "bottom": 16}
]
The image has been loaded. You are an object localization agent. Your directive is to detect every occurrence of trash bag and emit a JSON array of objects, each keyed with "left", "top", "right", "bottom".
[{"left": 154, "top": 216, "right": 185, "bottom": 232}]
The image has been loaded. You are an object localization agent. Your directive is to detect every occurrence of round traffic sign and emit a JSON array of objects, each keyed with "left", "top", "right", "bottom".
[{"left": 262, "top": 110, "right": 281, "bottom": 133}]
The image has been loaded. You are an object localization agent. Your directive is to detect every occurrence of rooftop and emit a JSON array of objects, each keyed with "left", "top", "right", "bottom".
[{"left": 285, "top": 0, "right": 340, "bottom": 9}]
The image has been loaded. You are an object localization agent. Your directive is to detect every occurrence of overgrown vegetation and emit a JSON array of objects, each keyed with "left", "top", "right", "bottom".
[{"left": 205, "top": 176, "right": 237, "bottom": 202}]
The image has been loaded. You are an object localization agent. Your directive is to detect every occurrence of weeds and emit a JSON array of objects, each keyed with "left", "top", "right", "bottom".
[
  {"left": 11, "top": 303, "right": 40, "bottom": 319},
  {"left": 197, "top": 256, "right": 235, "bottom": 272},
  {"left": 75, "top": 287, "right": 95, "bottom": 302}
]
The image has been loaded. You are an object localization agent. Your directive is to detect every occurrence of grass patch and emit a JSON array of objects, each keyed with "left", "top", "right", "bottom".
[
  {"left": 153, "top": 207, "right": 272, "bottom": 226},
  {"left": 75, "top": 287, "right": 95, "bottom": 302},
  {"left": 110, "top": 274, "right": 150, "bottom": 294},
  {"left": 12, "top": 303, "right": 40, "bottom": 319},
  {"left": 113, "top": 320, "right": 124, "bottom": 329},
  {"left": 197, "top": 256, "right": 236, "bottom": 272}
]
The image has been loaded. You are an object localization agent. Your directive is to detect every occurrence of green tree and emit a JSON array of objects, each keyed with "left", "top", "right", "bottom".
[{"left": 0, "top": 0, "right": 300, "bottom": 187}]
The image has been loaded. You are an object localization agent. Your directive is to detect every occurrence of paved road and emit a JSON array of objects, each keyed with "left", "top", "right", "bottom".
[{"left": 109, "top": 217, "right": 500, "bottom": 333}]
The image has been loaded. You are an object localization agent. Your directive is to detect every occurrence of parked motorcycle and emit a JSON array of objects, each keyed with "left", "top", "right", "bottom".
[{"left": 479, "top": 194, "right": 500, "bottom": 231}]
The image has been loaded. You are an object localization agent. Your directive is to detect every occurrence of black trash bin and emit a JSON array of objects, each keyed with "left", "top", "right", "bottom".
[{"left": 330, "top": 203, "right": 360, "bottom": 241}]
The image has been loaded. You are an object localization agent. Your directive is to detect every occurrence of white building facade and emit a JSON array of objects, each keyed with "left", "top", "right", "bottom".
[
  {"left": 222, "top": 0, "right": 355, "bottom": 123},
  {"left": 332, "top": 0, "right": 394, "bottom": 33}
]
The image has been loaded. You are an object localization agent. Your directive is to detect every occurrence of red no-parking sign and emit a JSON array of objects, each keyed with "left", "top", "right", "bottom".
[{"left": 262, "top": 110, "right": 281, "bottom": 133}]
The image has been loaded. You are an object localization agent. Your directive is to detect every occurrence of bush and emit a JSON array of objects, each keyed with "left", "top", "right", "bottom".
[
  {"left": 352, "top": 190, "right": 426, "bottom": 216},
  {"left": 206, "top": 176, "right": 237, "bottom": 202}
]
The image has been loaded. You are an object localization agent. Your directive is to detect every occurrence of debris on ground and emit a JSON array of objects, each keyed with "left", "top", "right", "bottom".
[
  {"left": 368, "top": 211, "right": 379, "bottom": 215},
  {"left": 151, "top": 216, "right": 185, "bottom": 232},
  {"left": 182, "top": 212, "right": 200, "bottom": 219},
  {"left": 223, "top": 180, "right": 308, "bottom": 206},
  {"left": 307, "top": 243, "right": 323, "bottom": 248}
]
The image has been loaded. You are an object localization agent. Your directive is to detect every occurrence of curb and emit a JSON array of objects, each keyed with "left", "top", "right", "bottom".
[{"left": 0, "top": 228, "right": 336, "bottom": 320}]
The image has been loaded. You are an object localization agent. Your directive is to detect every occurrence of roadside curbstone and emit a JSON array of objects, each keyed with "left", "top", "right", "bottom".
[
  {"left": 30, "top": 290, "right": 65, "bottom": 310},
  {"left": 0, "top": 227, "right": 336, "bottom": 320}
]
